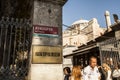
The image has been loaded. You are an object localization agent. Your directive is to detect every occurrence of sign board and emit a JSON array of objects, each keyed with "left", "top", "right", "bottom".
[
  {"left": 32, "top": 25, "right": 60, "bottom": 45},
  {"left": 32, "top": 36, "right": 60, "bottom": 45},
  {"left": 34, "top": 25, "right": 58, "bottom": 35},
  {"left": 32, "top": 46, "right": 62, "bottom": 64}
]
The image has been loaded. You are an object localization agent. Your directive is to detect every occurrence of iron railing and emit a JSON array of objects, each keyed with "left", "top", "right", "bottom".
[
  {"left": 99, "top": 38, "right": 120, "bottom": 70},
  {"left": 0, "top": 17, "right": 32, "bottom": 80}
]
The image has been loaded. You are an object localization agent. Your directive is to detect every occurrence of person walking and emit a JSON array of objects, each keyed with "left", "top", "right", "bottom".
[
  {"left": 112, "top": 64, "right": 120, "bottom": 80},
  {"left": 98, "top": 66, "right": 106, "bottom": 80},
  {"left": 102, "top": 63, "right": 112, "bottom": 80},
  {"left": 70, "top": 66, "right": 82, "bottom": 80},
  {"left": 83, "top": 56, "right": 101, "bottom": 80},
  {"left": 63, "top": 67, "right": 71, "bottom": 80}
]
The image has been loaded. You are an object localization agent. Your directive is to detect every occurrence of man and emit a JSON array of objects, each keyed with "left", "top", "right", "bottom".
[{"left": 83, "top": 56, "right": 101, "bottom": 80}]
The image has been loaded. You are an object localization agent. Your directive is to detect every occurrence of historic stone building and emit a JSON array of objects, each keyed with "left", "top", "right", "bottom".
[
  {"left": 63, "top": 18, "right": 105, "bottom": 47},
  {"left": 63, "top": 11, "right": 120, "bottom": 69},
  {"left": 63, "top": 18, "right": 105, "bottom": 68},
  {"left": 64, "top": 21, "right": 120, "bottom": 69}
]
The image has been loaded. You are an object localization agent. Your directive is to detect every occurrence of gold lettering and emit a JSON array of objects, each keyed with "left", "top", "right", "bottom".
[{"left": 35, "top": 52, "right": 60, "bottom": 57}]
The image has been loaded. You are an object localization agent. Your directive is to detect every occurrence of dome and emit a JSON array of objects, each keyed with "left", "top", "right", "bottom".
[{"left": 72, "top": 19, "right": 89, "bottom": 25}]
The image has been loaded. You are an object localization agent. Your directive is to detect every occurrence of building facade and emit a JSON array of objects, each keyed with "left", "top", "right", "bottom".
[
  {"left": 63, "top": 18, "right": 105, "bottom": 47},
  {"left": 63, "top": 18, "right": 105, "bottom": 69},
  {"left": 63, "top": 45, "right": 77, "bottom": 68},
  {"left": 64, "top": 22, "right": 120, "bottom": 69}
]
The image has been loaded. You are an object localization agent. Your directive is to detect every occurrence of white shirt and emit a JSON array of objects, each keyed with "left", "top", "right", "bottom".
[
  {"left": 107, "top": 70, "right": 112, "bottom": 80},
  {"left": 112, "top": 69, "right": 120, "bottom": 78},
  {"left": 83, "top": 66, "right": 100, "bottom": 80}
]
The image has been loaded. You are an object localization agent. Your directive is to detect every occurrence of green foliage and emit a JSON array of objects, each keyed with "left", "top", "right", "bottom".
[{"left": 0, "top": 0, "right": 33, "bottom": 18}]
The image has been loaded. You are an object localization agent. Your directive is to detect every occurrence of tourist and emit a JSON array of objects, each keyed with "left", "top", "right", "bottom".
[
  {"left": 112, "top": 64, "right": 120, "bottom": 80},
  {"left": 83, "top": 56, "right": 101, "bottom": 80},
  {"left": 98, "top": 66, "right": 106, "bottom": 80},
  {"left": 63, "top": 67, "right": 71, "bottom": 80},
  {"left": 102, "top": 63, "right": 112, "bottom": 80},
  {"left": 70, "top": 66, "right": 82, "bottom": 80}
]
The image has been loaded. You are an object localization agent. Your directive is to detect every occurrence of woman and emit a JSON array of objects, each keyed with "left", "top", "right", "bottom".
[
  {"left": 98, "top": 66, "right": 106, "bottom": 80},
  {"left": 70, "top": 66, "right": 82, "bottom": 80},
  {"left": 102, "top": 63, "right": 112, "bottom": 80},
  {"left": 63, "top": 67, "right": 71, "bottom": 80},
  {"left": 112, "top": 64, "right": 120, "bottom": 80}
]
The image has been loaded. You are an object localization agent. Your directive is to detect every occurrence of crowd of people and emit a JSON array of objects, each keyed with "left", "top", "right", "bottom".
[{"left": 63, "top": 56, "right": 120, "bottom": 80}]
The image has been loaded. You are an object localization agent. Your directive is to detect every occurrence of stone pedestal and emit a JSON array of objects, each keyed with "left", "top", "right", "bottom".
[
  {"left": 30, "top": 64, "right": 63, "bottom": 80},
  {"left": 29, "top": 0, "right": 67, "bottom": 80}
]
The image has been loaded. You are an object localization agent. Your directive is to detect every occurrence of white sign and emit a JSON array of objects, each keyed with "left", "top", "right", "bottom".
[{"left": 32, "top": 35, "right": 60, "bottom": 45}]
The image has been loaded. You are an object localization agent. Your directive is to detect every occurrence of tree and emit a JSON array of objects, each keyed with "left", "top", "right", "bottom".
[{"left": 0, "top": 0, "right": 33, "bottom": 18}]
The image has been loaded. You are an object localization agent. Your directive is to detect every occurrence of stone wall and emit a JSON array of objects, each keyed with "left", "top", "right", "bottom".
[
  {"left": 30, "top": 64, "right": 63, "bottom": 80},
  {"left": 30, "top": 0, "right": 66, "bottom": 80},
  {"left": 33, "top": 1, "right": 62, "bottom": 44}
]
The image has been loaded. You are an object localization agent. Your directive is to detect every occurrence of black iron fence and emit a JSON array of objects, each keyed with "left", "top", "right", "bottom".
[
  {"left": 99, "top": 38, "right": 120, "bottom": 70},
  {"left": 0, "top": 17, "right": 32, "bottom": 80}
]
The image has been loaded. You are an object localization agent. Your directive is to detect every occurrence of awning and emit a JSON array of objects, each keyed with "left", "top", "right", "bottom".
[{"left": 64, "top": 43, "right": 99, "bottom": 58}]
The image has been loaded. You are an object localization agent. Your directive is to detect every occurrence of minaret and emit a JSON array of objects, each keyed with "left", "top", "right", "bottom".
[{"left": 104, "top": 11, "right": 111, "bottom": 30}]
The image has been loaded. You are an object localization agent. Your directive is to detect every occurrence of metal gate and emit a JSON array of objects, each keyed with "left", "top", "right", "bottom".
[
  {"left": 0, "top": 17, "right": 32, "bottom": 80},
  {"left": 99, "top": 38, "right": 120, "bottom": 70}
]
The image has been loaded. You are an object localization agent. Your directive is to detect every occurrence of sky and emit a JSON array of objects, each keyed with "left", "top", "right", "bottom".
[{"left": 63, "top": 0, "right": 120, "bottom": 30}]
